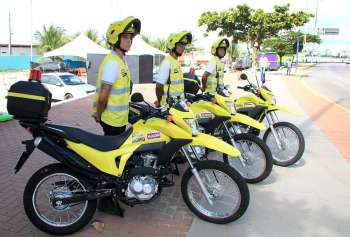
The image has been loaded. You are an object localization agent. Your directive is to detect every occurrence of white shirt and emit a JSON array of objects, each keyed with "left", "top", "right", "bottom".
[
  {"left": 101, "top": 51, "right": 126, "bottom": 85},
  {"left": 154, "top": 60, "right": 171, "bottom": 85},
  {"left": 260, "top": 57, "right": 268, "bottom": 68},
  {"left": 205, "top": 60, "right": 216, "bottom": 75},
  {"left": 101, "top": 60, "right": 119, "bottom": 85}
]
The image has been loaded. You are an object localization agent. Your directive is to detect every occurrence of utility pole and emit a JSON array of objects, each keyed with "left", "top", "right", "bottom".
[
  {"left": 313, "top": 0, "right": 320, "bottom": 63},
  {"left": 30, "top": 0, "right": 33, "bottom": 61},
  {"left": 8, "top": 11, "right": 12, "bottom": 56},
  {"left": 314, "top": 0, "right": 320, "bottom": 34}
]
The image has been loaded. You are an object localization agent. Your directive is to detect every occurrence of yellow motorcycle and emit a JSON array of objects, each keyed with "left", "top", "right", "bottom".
[
  {"left": 234, "top": 76, "right": 305, "bottom": 167},
  {"left": 186, "top": 92, "right": 273, "bottom": 184},
  {"left": 8, "top": 81, "right": 250, "bottom": 235}
]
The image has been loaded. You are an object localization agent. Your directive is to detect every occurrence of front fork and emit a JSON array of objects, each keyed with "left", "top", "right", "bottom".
[
  {"left": 181, "top": 147, "right": 214, "bottom": 205},
  {"left": 222, "top": 121, "right": 248, "bottom": 167},
  {"left": 265, "top": 112, "right": 284, "bottom": 150}
]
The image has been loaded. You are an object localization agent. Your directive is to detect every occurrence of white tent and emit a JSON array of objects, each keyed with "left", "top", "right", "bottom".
[
  {"left": 127, "top": 36, "right": 166, "bottom": 56},
  {"left": 44, "top": 34, "right": 109, "bottom": 59}
]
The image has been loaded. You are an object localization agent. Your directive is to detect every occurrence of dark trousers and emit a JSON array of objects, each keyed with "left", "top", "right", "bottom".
[
  {"left": 260, "top": 67, "right": 266, "bottom": 83},
  {"left": 98, "top": 121, "right": 126, "bottom": 214},
  {"left": 100, "top": 121, "right": 126, "bottom": 136}
]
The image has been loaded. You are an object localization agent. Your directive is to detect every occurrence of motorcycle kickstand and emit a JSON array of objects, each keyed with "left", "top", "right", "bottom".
[
  {"left": 112, "top": 193, "right": 124, "bottom": 217},
  {"left": 173, "top": 162, "right": 180, "bottom": 176}
]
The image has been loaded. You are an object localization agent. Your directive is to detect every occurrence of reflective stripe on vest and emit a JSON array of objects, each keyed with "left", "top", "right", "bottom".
[
  {"left": 92, "top": 53, "right": 130, "bottom": 127},
  {"left": 160, "top": 55, "right": 184, "bottom": 106},
  {"left": 205, "top": 56, "right": 224, "bottom": 93},
  {"left": 95, "top": 87, "right": 130, "bottom": 95},
  {"left": 93, "top": 102, "right": 129, "bottom": 112}
]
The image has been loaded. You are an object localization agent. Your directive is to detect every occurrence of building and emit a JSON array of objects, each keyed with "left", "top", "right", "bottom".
[{"left": 0, "top": 44, "right": 38, "bottom": 56}]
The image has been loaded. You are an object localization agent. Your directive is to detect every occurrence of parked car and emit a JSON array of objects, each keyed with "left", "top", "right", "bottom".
[{"left": 41, "top": 72, "right": 95, "bottom": 101}]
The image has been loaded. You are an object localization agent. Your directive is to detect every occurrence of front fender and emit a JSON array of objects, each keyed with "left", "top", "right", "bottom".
[
  {"left": 230, "top": 113, "right": 266, "bottom": 130},
  {"left": 191, "top": 133, "right": 240, "bottom": 157},
  {"left": 268, "top": 105, "right": 298, "bottom": 116}
]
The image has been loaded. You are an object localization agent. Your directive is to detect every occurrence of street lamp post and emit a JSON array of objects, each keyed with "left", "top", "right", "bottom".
[
  {"left": 30, "top": 0, "right": 33, "bottom": 61},
  {"left": 8, "top": 11, "right": 12, "bottom": 56}
]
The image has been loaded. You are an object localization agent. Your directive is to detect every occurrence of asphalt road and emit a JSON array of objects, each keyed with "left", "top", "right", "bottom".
[{"left": 302, "top": 63, "right": 350, "bottom": 108}]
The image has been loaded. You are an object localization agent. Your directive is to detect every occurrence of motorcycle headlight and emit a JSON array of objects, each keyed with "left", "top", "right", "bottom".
[
  {"left": 222, "top": 89, "right": 230, "bottom": 97},
  {"left": 185, "top": 119, "right": 200, "bottom": 136},
  {"left": 271, "top": 95, "right": 276, "bottom": 104},
  {"left": 225, "top": 102, "right": 236, "bottom": 114}
]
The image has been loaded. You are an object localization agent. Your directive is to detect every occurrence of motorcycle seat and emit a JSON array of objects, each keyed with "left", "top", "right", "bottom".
[{"left": 45, "top": 124, "right": 133, "bottom": 151}]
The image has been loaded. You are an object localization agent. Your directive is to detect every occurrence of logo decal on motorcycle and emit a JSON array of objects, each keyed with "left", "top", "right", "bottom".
[
  {"left": 132, "top": 132, "right": 145, "bottom": 143},
  {"left": 199, "top": 112, "right": 213, "bottom": 118},
  {"left": 244, "top": 102, "right": 255, "bottom": 107},
  {"left": 132, "top": 136, "right": 145, "bottom": 143},
  {"left": 147, "top": 131, "right": 161, "bottom": 140}
]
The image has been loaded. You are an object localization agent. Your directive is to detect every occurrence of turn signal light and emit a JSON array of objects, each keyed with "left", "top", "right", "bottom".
[{"left": 166, "top": 115, "right": 173, "bottom": 122}]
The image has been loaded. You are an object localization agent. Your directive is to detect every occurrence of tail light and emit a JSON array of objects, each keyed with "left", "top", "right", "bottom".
[{"left": 29, "top": 69, "right": 42, "bottom": 82}]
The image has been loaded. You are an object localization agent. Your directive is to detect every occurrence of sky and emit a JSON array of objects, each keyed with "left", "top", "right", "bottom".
[{"left": 0, "top": 0, "right": 349, "bottom": 52}]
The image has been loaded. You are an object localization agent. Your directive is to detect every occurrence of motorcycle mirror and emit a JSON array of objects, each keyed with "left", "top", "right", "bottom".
[
  {"left": 239, "top": 73, "right": 248, "bottom": 81},
  {"left": 131, "top": 93, "right": 144, "bottom": 103}
]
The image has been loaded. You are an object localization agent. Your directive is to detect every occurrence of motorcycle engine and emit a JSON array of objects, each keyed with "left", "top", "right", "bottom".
[
  {"left": 125, "top": 176, "right": 158, "bottom": 201},
  {"left": 140, "top": 153, "right": 158, "bottom": 167}
]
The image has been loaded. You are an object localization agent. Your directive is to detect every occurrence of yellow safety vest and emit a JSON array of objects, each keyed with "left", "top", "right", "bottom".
[
  {"left": 160, "top": 55, "right": 184, "bottom": 106},
  {"left": 205, "top": 56, "right": 224, "bottom": 93},
  {"left": 92, "top": 54, "right": 130, "bottom": 127}
]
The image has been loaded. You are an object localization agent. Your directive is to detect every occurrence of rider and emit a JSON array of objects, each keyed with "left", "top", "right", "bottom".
[
  {"left": 154, "top": 31, "right": 192, "bottom": 106},
  {"left": 92, "top": 16, "right": 141, "bottom": 215},
  {"left": 92, "top": 16, "right": 141, "bottom": 136},
  {"left": 201, "top": 38, "right": 229, "bottom": 93}
]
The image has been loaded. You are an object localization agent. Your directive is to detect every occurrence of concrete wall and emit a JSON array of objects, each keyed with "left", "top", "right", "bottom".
[
  {"left": 0, "top": 46, "right": 38, "bottom": 56},
  {"left": 87, "top": 54, "right": 154, "bottom": 86}
]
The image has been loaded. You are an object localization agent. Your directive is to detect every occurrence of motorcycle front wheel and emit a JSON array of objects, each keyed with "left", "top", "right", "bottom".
[
  {"left": 223, "top": 133, "right": 273, "bottom": 184},
  {"left": 263, "top": 121, "right": 305, "bottom": 167},
  {"left": 181, "top": 160, "right": 249, "bottom": 224}
]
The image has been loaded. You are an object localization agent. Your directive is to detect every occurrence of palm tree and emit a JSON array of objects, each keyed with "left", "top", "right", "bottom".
[
  {"left": 63, "top": 32, "right": 80, "bottom": 44},
  {"left": 34, "top": 25, "right": 66, "bottom": 54},
  {"left": 141, "top": 35, "right": 167, "bottom": 52},
  {"left": 85, "top": 29, "right": 100, "bottom": 43},
  {"left": 153, "top": 38, "right": 167, "bottom": 52},
  {"left": 141, "top": 34, "right": 152, "bottom": 44},
  {"left": 185, "top": 35, "right": 203, "bottom": 52}
]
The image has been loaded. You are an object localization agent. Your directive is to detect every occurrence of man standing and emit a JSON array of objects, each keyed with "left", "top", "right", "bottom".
[
  {"left": 92, "top": 16, "right": 141, "bottom": 136},
  {"left": 154, "top": 31, "right": 192, "bottom": 106},
  {"left": 92, "top": 16, "right": 141, "bottom": 215},
  {"left": 259, "top": 54, "right": 269, "bottom": 83},
  {"left": 286, "top": 59, "right": 292, "bottom": 76},
  {"left": 201, "top": 38, "right": 229, "bottom": 93}
]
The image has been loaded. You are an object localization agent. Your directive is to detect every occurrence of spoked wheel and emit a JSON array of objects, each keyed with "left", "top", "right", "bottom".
[
  {"left": 263, "top": 121, "right": 305, "bottom": 167},
  {"left": 181, "top": 160, "right": 249, "bottom": 224},
  {"left": 23, "top": 164, "right": 97, "bottom": 235},
  {"left": 223, "top": 133, "right": 273, "bottom": 183}
]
